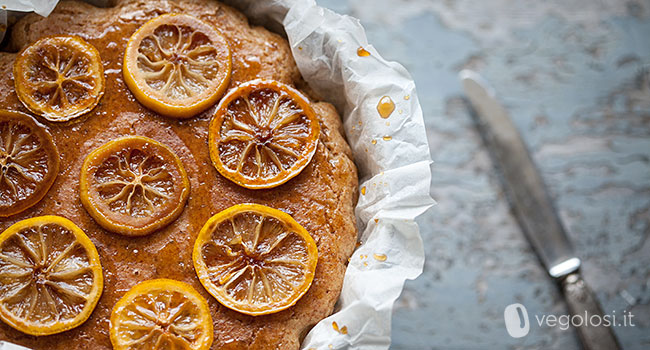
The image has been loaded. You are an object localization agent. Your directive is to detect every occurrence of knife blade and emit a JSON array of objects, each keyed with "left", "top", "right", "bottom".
[{"left": 460, "top": 70, "right": 621, "bottom": 350}]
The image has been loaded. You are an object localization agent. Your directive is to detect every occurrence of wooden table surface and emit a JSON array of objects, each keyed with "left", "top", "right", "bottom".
[{"left": 319, "top": 0, "right": 650, "bottom": 349}]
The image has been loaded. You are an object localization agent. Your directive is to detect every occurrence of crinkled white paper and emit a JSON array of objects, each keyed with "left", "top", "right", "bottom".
[
  {"left": 2, "top": 0, "right": 435, "bottom": 349},
  {"left": 0, "top": 0, "right": 57, "bottom": 16}
]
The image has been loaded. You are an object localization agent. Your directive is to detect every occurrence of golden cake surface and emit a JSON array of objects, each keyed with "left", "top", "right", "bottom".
[{"left": 0, "top": 0, "right": 358, "bottom": 348}]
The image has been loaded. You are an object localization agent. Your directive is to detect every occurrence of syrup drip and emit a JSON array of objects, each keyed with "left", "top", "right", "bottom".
[
  {"left": 357, "top": 47, "right": 370, "bottom": 57},
  {"left": 377, "top": 96, "right": 395, "bottom": 118},
  {"left": 373, "top": 253, "right": 387, "bottom": 262},
  {"left": 332, "top": 321, "right": 348, "bottom": 334}
]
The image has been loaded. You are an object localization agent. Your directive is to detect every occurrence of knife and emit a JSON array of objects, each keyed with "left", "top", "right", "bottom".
[{"left": 460, "top": 70, "right": 621, "bottom": 350}]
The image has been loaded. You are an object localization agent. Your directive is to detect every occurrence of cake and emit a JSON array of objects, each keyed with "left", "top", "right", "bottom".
[{"left": 0, "top": 0, "right": 359, "bottom": 348}]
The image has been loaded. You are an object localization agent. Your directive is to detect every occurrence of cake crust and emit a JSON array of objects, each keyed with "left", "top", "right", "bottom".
[{"left": 0, "top": 1, "right": 358, "bottom": 349}]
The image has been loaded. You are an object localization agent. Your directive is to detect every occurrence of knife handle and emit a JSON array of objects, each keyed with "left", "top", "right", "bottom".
[{"left": 561, "top": 273, "right": 621, "bottom": 350}]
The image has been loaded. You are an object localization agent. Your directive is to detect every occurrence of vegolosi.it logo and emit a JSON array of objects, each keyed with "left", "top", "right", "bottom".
[
  {"left": 504, "top": 303, "right": 530, "bottom": 338},
  {"left": 504, "top": 303, "right": 635, "bottom": 338}
]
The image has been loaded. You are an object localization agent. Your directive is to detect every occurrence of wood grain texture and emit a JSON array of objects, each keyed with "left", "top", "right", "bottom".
[{"left": 318, "top": 0, "right": 650, "bottom": 349}]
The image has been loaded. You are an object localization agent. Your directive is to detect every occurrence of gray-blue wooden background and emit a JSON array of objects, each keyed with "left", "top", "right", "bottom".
[{"left": 318, "top": 0, "right": 650, "bottom": 349}]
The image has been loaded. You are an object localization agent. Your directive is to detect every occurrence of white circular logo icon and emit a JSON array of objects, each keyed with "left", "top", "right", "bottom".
[{"left": 504, "top": 303, "right": 530, "bottom": 338}]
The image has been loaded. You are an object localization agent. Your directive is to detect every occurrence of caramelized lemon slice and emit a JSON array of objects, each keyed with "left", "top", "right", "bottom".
[
  {"left": 110, "top": 279, "right": 213, "bottom": 350},
  {"left": 193, "top": 203, "right": 318, "bottom": 316},
  {"left": 208, "top": 80, "right": 320, "bottom": 189},
  {"left": 0, "top": 216, "right": 103, "bottom": 335},
  {"left": 14, "top": 35, "right": 105, "bottom": 122},
  {"left": 79, "top": 136, "right": 190, "bottom": 236},
  {"left": 123, "top": 13, "right": 232, "bottom": 118},
  {"left": 0, "top": 110, "right": 59, "bottom": 217}
]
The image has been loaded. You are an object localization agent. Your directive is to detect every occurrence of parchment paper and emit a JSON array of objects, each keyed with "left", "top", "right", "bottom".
[{"left": 0, "top": 1, "right": 435, "bottom": 349}]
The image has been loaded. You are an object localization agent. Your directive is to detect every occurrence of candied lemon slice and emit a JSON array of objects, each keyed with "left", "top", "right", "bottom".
[
  {"left": 79, "top": 136, "right": 190, "bottom": 236},
  {"left": 208, "top": 80, "right": 320, "bottom": 189},
  {"left": 14, "top": 35, "right": 105, "bottom": 122},
  {"left": 110, "top": 279, "right": 213, "bottom": 350},
  {"left": 123, "top": 13, "right": 232, "bottom": 118},
  {"left": 193, "top": 203, "right": 318, "bottom": 316},
  {"left": 0, "top": 110, "right": 59, "bottom": 217},
  {"left": 0, "top": 216, "right": 103, "bottom": 335}
]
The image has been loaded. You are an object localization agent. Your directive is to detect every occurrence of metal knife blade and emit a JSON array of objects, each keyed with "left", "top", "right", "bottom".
[
  {"left": 460, "top": 70, "right": 578, "bottom": 277},
  {"left": 460, "top": 70, "right": 621, "bottom": 350}
]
